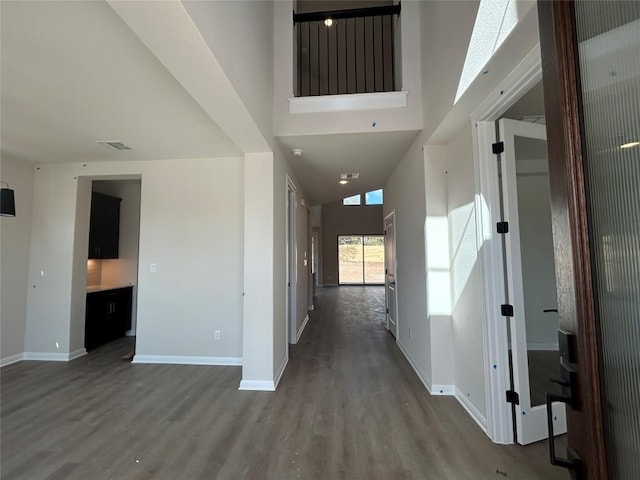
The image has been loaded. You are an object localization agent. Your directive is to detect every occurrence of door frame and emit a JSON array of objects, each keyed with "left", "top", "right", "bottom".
[
  {"left": 384, "top": 210, "right": 398, "bottom": 336},
  {"left": 285, "top": 175, "right": 297, "bottom": 346},
  {"left": 538, "top": 1, "right": 608, "bottom": 476},
  {"left": 470, "top": 45, "right": 543, "bottom": 444}
]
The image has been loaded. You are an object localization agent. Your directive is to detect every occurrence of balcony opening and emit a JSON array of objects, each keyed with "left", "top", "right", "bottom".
[{"left": 293, "top": 3, "right": 401, "bottom": 97}]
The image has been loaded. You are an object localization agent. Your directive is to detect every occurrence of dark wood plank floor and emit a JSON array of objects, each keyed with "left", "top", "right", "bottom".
[{"left": 1, "top": 287, "right": 567, "bottom": 480}]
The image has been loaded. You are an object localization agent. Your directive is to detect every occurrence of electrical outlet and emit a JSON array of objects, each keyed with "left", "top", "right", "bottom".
[
  {"left": 214, "top": 330, "right": 221, "bottom": 340},
  {"left": 150, "top": 263, "right": 157, "bottom": 273}
]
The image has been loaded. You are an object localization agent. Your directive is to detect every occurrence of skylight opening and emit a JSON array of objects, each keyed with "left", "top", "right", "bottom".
[{"left": 454, "top": 0, "right": 520, "bottom": 103}]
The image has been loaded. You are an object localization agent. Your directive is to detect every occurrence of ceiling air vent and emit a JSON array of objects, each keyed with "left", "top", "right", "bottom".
[
  {"left": 340, "top": 173, "right": 360, "bottom": 180},
  {"left": 96, "top": 141, "right": 132, "bottom": 151}
]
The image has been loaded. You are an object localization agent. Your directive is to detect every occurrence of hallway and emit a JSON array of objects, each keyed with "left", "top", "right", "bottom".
[{"left": 1, "top": 287, "right": 565, "bottom": 480}]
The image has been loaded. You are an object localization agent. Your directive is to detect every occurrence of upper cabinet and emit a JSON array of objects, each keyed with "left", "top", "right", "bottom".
[{"left": 88, "top": 191, "right": 121, "bottom": 259}]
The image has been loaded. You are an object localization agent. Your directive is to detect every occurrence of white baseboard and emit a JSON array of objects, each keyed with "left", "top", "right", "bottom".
[
  {"left": 454, "top": 387, "right": 488, "bottom": 433},
  {"left": 274, "top": 355, "right": 289, "bottom": 390},
  {"left": 126, "top": 330, "right": 136, "bottom": 337},
  {"left": 238, "top": 380, "right": 276, "bottom": 391},
  {"left": 23, "top": 349, "right": 87, "bottom": 362},
  {"left": 527, "top": 342, "right": 559, "bottom": 351},
  {"left": 429, "top": 384, "right": 455, "bottom": 396},
  {"left": 132, "top": 355, "right": 242, "bottom": 366},
  {"left": 1, "top": 353, "right": 24, "bottom": 367},
  {"left": 296, "top": 314, "right": 310, "bottom": 342},
  {"left": 68, "top": 348, "right": 88, "bottom": 361}
]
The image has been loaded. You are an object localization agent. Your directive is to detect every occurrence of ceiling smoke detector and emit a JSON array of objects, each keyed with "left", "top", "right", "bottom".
[
  {"left": 292, "top": 148, "right": 303, "bottom": 157},
  {"left": 96, "top": 141, "right": 132, "bottom": 151},
  {"left": 340, "top": 173, "right": 359, "bottom": 180}
]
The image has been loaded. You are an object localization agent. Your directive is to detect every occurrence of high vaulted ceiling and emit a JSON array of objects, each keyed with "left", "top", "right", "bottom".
[
  {"left": 277, "top": 130, "right": 419, "bottom": 205},
  {"left": 0, "top": 0, "right": 241, "bottom": 164}
]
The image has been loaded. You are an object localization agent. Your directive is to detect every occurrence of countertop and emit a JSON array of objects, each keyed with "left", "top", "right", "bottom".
[{"left": 86, "top": 284, "right": 134, "bottom": 293}]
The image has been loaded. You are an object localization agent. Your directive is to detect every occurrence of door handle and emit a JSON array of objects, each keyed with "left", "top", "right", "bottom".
[
  {"left": 543, "top": 308, "right": 558, "bottom": 313},
  {"left": 546, "top": 392, "right": 581, "bottom": 474},
  {"left": 546, "top": 360, "right": 580, "bottom": 474}
]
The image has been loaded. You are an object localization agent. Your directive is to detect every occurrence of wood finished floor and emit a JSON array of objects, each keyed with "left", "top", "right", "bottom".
[{"left": 1, "top": 287, "right": 568, "bottom": 480}]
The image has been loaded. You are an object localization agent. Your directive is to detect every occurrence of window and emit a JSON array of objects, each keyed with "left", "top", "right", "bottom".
[
  {"left": 343, "top": 194, "right": 361, "bottom": 206},
  {"left": 338, "top": 235, "right": 385, "bottom": 284},
  {"left": 365, "top": 189, "right": 383, "bottom": 205}
]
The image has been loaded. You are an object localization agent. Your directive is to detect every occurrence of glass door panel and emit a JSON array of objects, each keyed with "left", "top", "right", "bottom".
[
  {"left": 575, "top": 3, "right": 640, "bottom": 477},
  {"left": 338, "top": 236, "right": 363, "bottom": 284},
  {"left": 364, "top": 236, "right": 385, "bottom": 284}
]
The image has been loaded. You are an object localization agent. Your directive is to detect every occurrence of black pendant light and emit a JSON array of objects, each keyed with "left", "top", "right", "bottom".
[{"left": 1, "top": 181, "right": 16, "bottom": 217}]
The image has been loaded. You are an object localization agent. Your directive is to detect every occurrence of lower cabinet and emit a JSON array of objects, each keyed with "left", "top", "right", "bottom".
[{"left": 85, "top": 287, "right": 133, "bottom": 351}]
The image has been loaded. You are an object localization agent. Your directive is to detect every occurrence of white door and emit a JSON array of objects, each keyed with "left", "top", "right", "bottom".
[
  {"left": 498, "top": 118, "right": 567, "bottom": 445},
  {"left": 384, "top": 213, "right": 397, "bottom": 338}
]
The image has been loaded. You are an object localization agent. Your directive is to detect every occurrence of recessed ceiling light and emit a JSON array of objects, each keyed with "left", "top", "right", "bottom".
[
  {"left": 96, "top": 141, "right": 132, "bottom": 151},
  {"left": 620, "top": 141, "right": 639, "bottom": 149},
  {"left": 339, "top": 180, "right": 348, "bottom": 185},
  {"left": 292, "top": 148, "right": 303, "bottom": 157},
  {"left": 324, "top": 18, "right": 334, "bottom": 27}
]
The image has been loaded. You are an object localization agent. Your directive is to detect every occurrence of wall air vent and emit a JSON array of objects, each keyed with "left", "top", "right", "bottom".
[
  {"left": 340, "top": 173, "right": 360, "bottom": 180},
  {"left": 96, "top": 141, "right": 132, "bottom": 151}
]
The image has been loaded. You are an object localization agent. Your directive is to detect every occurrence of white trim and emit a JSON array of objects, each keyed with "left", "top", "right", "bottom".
[
  {"left": 430, "top": 384, "right": 456, "bottom": 396},
  {"left": 238, "top": 380, "right": 276, "bottom": 391},
  {"left": 296, "top": 314, "right": 310, "bottom": 342},
  {"left": 273, "top": 355, "right": 289, "bottom": 390},
  {"left": 132, "top": 355, "right": 242, "bottom": 366},
  {"left": 470, "top": 44, "right": 543, "bottom": 445},
  {"left": 23, "top": 349, "right": 87, "bottom": 362},
  {"left": 289, "top": 91, "right": 408, "bottom": 114},
  {"left": 286, "top": 174, "right": 297, "bottom": 347},
  {"left": 1, "top": 353, "right": 24, "bottom": 367},
  {"left": 455, "top": 387, "right": 488, "bottom": 433},
  {"left": 68, "top": 348, "right": 88, "bottom": 361},
  {"left": 527, "top": 342, "right": 560, "bottom": 351}
]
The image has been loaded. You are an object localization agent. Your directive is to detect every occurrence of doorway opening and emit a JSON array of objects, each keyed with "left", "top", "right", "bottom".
[
  {"left": 338, "top": 235, "right": 385, "bottom": 285},
  {"left": 84, "top": 178, "right": 141, "bottom": 360}
]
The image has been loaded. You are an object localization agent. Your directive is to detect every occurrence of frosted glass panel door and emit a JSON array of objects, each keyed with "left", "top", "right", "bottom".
[{"left": 575, "top": 3, "right": 640, "bottom": 478}]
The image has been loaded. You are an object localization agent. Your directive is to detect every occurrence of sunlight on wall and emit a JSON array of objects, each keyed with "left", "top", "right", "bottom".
[
  {"left": 454, "top": 0, "right": 521, "bottom": 103},
  {"left": 426, "top": 216, "right": 452, "bottom": 315},
  {"left": 449, "top": 202, "right": 478, "bottom": 304}
]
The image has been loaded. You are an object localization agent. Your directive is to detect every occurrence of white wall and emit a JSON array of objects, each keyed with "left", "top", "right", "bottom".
[
  {"left": 447, "top": 122, "right": 486, "bottom": 423},
  {"left": 24, "top": 157, "right": 244, "bottom": 363},
  {"left": 0, "top": 157, "right": 34, "bottom": 365},
  {"left": 383, "top": 133, "right": 430, "bottom": 386},
  {"left": 92, "top": 180, "right": 141, "bottom": 334},
  {"left": 182, "top": 0, "right": 274, "bottom": 146},
  {"left": 273, "top": 0, "right": 422, "bottom": 137}
]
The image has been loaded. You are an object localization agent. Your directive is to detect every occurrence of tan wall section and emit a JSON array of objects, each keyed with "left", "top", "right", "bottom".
[{"left": 321, "top": 199, "right": 383, "bottom": 285}]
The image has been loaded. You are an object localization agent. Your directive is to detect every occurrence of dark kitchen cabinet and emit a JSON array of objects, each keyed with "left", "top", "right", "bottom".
[
  {"left": 85, "top": 287, "right": 133, "bottom": 351},
  {"left": 88, "top": 191, "right": 121, "bottom": 259}
]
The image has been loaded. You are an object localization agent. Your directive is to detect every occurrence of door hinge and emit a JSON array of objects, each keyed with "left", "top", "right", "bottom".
[
  {"left": 492, "top": 141, "right": 504, "bottom": 154},
  {"left": 506, "top": 390, "right": 520, "bottom": 405},
  {"left": 501, "top": 304, "right": 514, "bottom": 317},
  {"left": 497, "top": 221, "right": 509, "bottom": 234},
  {"left": 384, "top": 230, "right": 387, "bottom": 235},
  {"left": 386, "top": 308, "right": 389, "bottom": 314}
]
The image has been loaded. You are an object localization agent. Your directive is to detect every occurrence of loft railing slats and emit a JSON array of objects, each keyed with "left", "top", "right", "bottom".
[{"left": 294, "top": 4, "right": 400, "bottom": 97}]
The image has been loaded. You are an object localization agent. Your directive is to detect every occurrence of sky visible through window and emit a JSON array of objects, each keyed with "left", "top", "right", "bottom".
[{"left": 365, "top": 189, "right": 383, "bottom": 205}]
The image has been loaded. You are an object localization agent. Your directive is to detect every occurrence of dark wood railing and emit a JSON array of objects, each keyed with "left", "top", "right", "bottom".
[{"left": 293, "top": 4, "right": 401, "bottom": 97}]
